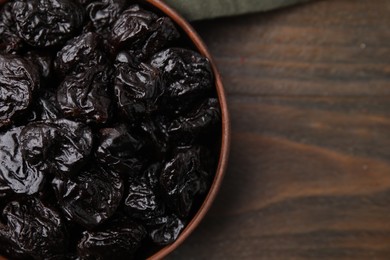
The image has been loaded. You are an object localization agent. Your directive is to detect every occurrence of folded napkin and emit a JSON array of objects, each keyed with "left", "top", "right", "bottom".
[{"left": 164, "top": 0, "right": 310, "bottom": 20}]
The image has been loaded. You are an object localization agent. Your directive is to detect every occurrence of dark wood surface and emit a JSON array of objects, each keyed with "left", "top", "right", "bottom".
[{"left": 168, "top": 0, "right": 390, "bottom": 259}]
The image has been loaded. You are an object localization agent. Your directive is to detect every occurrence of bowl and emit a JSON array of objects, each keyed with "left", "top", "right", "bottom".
[{"left": 0, "top": 0, "right": 230, "bottom": 259}]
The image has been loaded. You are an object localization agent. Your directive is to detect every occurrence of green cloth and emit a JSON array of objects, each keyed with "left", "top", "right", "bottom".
[{"left": 164, "top": 0, "right": 310, "bottom": 21}]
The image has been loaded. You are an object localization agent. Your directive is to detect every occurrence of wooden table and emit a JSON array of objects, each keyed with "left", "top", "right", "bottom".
[{"left": 168, "top": 0, "right": 390, "bottom": 259}]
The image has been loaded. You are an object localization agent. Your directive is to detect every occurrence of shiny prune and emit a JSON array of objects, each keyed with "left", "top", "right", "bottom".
[
  {"left": 0, "top": 197, "right": 68, "bottom": 259},
  {"left": 110, "top": 5, "right": 158, "bottom": 49},
  {"left": 0, "top": 3, "right": 24, "bottom": 54},
  {"left": 138, "top": 117, "right": 169, "bottom": 159},
  {"left": 168, "top": 98, "right": 221, "bottom": 143},
  {"left": 145, "top": 214, "right": 184, "bottom": 246},
  {"left": 96, "top": 124, "right": 144, "bottom": 176},
  {"left": 140, "top": 17, "right": 179, "bottom": 59},
  {"left": 0, "top": 234, "right": 29, "bottom": 260},
  {"left": 124, "top": 180, "right": 164, "bottom": 221},
  {"left": 25, "top": 51, "right": 53, "bottom": 81},
  {"left": 20, "top": 119, "right": 93, "bottom": 177},
  {"left": 114, "top": 60, "right": 162, "bottom": 121},
  {"left": 52, "top": 166, "right": 124, "bottom": 229},
  {"left": 140, "top": 162, "right": 162, "bottom": 190},
  {"left": 56, "top": 66, "right": 113, "bottom": 124},
  {"left": 12, "top": 0, "right": 84, "bottom": 47},
  {"left": 111, "top": 5, "right": 179, "bottom": 60},
  {"left": 150, "top": 48, "right": 213, "bottom": 101},
  {"left": 78, "top": 217, "right": 146, "bottom": 259},
  {"left": 86, "top": 0, "right": 127, "bottom": 34},
  {"left": 0, "top": 127, "right": 45, "bottom": 195},
  {"left": 37, "top": 90, "right": 62, "bottom": 121},
  {"left": 160, "top": 147, "right": 211, "bottom": 218},
  {"left": 0, "top": 54, "right": 39, "bottom": 128},
  {"left": 55, "top": 32, "right": 106, "bottom": 77}
]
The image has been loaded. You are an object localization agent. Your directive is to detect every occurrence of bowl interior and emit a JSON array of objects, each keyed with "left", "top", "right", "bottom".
[{"left": 0, "top": 0, "right": 230, "bottom": 259}]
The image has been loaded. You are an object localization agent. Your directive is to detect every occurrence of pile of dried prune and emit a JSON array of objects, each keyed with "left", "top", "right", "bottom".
[{"left": 0, "top": 0, "right": 221, "bottom": 259}]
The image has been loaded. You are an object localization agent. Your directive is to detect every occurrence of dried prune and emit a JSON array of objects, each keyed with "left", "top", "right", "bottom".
[
  {"left": 52, "top": 166, "right": 124, "bottom": 229},
  {"left": 78, "top": 217, "right": 146, "bottom": 259},
  {"left": 0, "top": 54, "right": 39, "bottom": 128},
  {"left": 20, "top": 119, "right": 93, "bottom": 177},
  {"left": 0, "top": 3, "right": 24, "bottom": 54},
  {"left": 160, "top": 147, "right": 211, "bottom": 218},
  {"left": 12, "top": 0, "right": 84, "bottom": 47},
  {"left": 145, "top": 214, "right": 184, "bottom": 246},
  {"left": 140, "top": 162, "right": 162, "bottom": 190},
  {"left": 111, "top": 5, "right": 179, "bottom": 60},
  {"left": 140, "top": 17, "right": 179, "bottom": 59},
  {"left": 55, "top": 32, "right": 106, "bottom": 77},
  {"left": 56, "top": 66, "right": 112, "bottom": 124},
  {"left": 86, "top": 0, "right": 127, "bottom": 34},
  {"left": 168, "top": 98, "right": 221, "bottom": 142},
  {"left": 37, "top": 90, "right": 62, "bottom": 121},
  {"left": 0, "top": 233, "right": 29, "bottom": 260},
  {"left": 124, "top": 180, "right": 164, "bottom": 221},
  {"left": 138, "top": 117, "right": 169, "bottom": 159},
  {"left": 115, "top": 61, "right": 162, "bottom": 121},
  {"left": 110, "top": 5, "right": 158, "bottom": 49},
  {"left": 25, "top": 51, "right": 53, "bottom": 81},
  {"left": 0, "top": 197, "right": 68, "bottom": 259},
  {"left": 0, "top": 127, "right": 45, "bottom": 195},
  {"left": 150, "top": 48, "right": 213, "bottom": 101},
  {"left": 96, "top": 124, "right": 144, "bottom": 176}
]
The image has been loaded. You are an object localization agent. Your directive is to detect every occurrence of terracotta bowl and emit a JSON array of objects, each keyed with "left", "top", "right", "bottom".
[{"left": 0, "top": 0, "right": 230, "bottom": 259}]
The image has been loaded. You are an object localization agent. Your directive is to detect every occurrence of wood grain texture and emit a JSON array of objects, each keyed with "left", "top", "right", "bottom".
[{"left": 168, "top": 0, "right": 390, "bottom": 259}]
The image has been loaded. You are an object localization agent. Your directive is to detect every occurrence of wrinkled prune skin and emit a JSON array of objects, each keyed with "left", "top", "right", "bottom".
[
  {"left": 57, "top": 66, "right": 112, "bottom": 124},
  {"left": 55, "top": 32, "right": 106, "bottom": 77},
  {"left": 145, "top": 214, "right": 184, "bottom": 246},
  {"left": 150, "top": 48, "right": 213, "bottom": 101},
  {"left": 0, "top": 233, "right": 29, "bottom": 260},
  {"left": 138, "top": 117, "right": 169, "bottom": 159},
  {"left": 25, "top": 51, "right": 53, "bottom": 81},
  {"left": 0, "top": 3, "right": 24, "bottom": 54},
  {"left": 20, "top": 119, "right": 93, "bottom": 177},
  {"left": 37, "top": 90, "right": 62, "bottom": 121},
  {"left": 52, "top": 166, "right": 124, "bottom": 229},
  {"left": 111, "top": 6, "right": 179, "bottom": 61},
  {"left": 115, "top": 60, "right": 162, "bottom": 121},
  {"left": 111, "top": 5, "right": 158, "bottom": 49},
  {"left": 140, "top": 17, "right": 179, "bottom": 59},
  {"left": 12, "top": 0, "right": 84, "bottom": 47},
  {"left": 160, "top": 147, "right": 211, "bottom": 218},
  {"left": 96, "top": 124, "right": 144, "bottom": 176},
  {"left": 0, "top": 54, "right": 39, "bottom": 128},
  {"left": 0, "top": 127, "right": 45, "bottom": 195},
  {"left": 140, "top": 162, "right": 162, "bottom": 190},
  {"left": 168, "top": 98, "right": 221, "bottom": 143},
  {"left": 124, "top": 180, "right": 164, "bottom": 221},
  {"left": 86, "top": 0, "right": 127, "bottom": 34},
  {"left": 0, "top": 197, "right": 68, "bottom": 259},
  {"left": 78, "top": 217, "right": 146, "bottom": 259}
]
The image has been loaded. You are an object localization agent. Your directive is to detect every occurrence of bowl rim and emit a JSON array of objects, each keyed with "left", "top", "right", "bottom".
[
  {"left": 0, "top": 0, "right": 231, "bottom": 259},
  {"left": 145, "top": 0, "right": 231, "bottom": 259}
]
